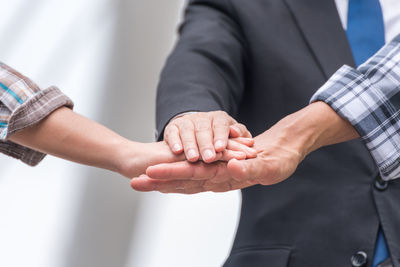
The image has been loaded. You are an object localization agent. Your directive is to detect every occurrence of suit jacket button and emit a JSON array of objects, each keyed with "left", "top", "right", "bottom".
[
  {"left": 351, "top": 251, "right": 368, "bottom": 267},
  {"left": 375, "top": 176, "right": 389, "bottom": 191}
]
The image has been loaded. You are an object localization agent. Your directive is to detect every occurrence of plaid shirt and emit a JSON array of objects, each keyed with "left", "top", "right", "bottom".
[
  {"left": 0, "top": 63, "right": 73, "bottom": 166},
  {"left": 311, "top": 34, "right": 400, "bottom": 181}
]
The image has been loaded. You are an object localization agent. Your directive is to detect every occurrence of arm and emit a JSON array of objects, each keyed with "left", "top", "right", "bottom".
[
  {"left": 9, "top": 107, "right": 184, "bottom": 178},
  {"left": 0, "top": 62, "right": 183, "bottom": 178},
  {"left": 311, "top": 33, "right": 400, "bottom": 180},
  {"left": 131, "top": 34, "right": 400, "bottom": 193},
  {"left": 0, "top": 62, "right": 73, "bottom": 166},
  {"left": 9, "top": 107, "right": 251, "bottom": 178},
  {"left": 157, "top": 0, "right": 253, "bottom": 161}
]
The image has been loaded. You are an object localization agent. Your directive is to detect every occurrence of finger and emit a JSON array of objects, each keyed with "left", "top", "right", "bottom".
[
  {"left": 201, "top": 149, "right": 245, "bottom": 162},
  {"left": 230, "top": 137, "right": 255, "bottom": 147},
  {"left": 177, "top": 119, "right": 199, "bottom": 162},
  {"left": 218, "top": 149, "right": 247, "bottom": 162},
  {"left": 227, "top": 140, "right": 257, "bottom": 158},
  {"left": 146, "top": 161, "right": 196, "bottom": 180},
  {"left": 164, "top": 124, "right": 183, "bottom": 154},
  {"left": 229, "top": 123, "right": 252, "bottom": 138},
  {"left": 130, "top": 175, "right": 157, "bottom": 191},
  {"left": 213, "top": 151, "right": 223, "bottom": 161},
  {"left": 194, "top": 116, "right": 216, "bottom": 163},
  {"left": 146, "top": 161, "right": 229, "bottom": 181},
  {"left": 212, "top": 114, "right": 231, "bottom": 153},
  {"left": 131, "top": 174, "right": 252, "bottom": 194},
  {"left": 131, "top": 175, "right": 208, "bottom": 194}
]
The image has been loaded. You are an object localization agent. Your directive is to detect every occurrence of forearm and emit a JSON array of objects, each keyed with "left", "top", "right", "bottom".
[
  {"left": 9, "top": 107, "right": 185, "bottom": 178},
  {"left": 270, "top": 101, "right": 359, "bottom": 161},
  {"left": 303, "top": 102, "right": 360, "bottom": 155},
  {"left": 9, "top": 107, "right": 135, "bottom": 176},
  {"left": 310, "top": 34, "right": 400, "bottom": 180}
]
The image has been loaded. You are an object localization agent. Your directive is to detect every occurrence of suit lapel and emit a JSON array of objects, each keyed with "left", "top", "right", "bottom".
[{"left": 283, "top": 0, "right": 355, "bottom": 78}]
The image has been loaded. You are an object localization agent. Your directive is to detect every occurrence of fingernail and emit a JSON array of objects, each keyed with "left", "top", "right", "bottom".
[
  {"left": 173, "top": 143, "right": 182, "bottom": 152},
  {"left": 187, "top": 149, "right": 198, "bottom": 160},
  {"left": 215, "top": 140, "right": 225, "bottom": 149},
  {"left": 203, "top": 149, "right": 214, "bottom": 161}
]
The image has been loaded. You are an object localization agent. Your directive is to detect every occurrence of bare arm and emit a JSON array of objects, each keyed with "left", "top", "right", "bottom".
[
  {"left": 9, "top": 107, "right": 183, "bottom": 178},
  {"left": 9, "top": 106, "right": 253, "bottom": 179}
]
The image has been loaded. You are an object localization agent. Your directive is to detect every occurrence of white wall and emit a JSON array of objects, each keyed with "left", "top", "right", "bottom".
[{"left": 0, "top": 1, "right": 240, "bottom": 266}]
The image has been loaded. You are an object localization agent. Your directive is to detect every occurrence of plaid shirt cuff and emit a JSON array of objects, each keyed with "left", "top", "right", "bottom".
[
  {"left": 0, "top": 63, "right": 74, "bottom": 166},
  {"left": 310, "top": 34, "right": 400, "bottom": 181}
]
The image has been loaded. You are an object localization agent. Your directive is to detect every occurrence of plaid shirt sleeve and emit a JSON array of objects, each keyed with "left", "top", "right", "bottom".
[
  {"left": 310, "top": 34, "right": 400, "bottom": 181},
  {"left": 0, "top": 62, "right": 74, "bottom": 166}
]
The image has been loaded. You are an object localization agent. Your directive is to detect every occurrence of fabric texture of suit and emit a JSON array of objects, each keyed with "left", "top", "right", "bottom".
[{"left": 156, "top": 0, "right": 400, "bottom": 266}]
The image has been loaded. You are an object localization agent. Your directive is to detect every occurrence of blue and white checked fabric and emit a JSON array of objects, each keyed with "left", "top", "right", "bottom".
[
  {"left": 0, "top": 62, "right": 73, "bottom": 166},
  {"left": 311, "top": 34, "right": 400, "bottom": 181}
]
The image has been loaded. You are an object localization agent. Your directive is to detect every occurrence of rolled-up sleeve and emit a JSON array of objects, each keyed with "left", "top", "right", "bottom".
[
  {"left": 0, "top": 62, "right": 74, "bottom": 166},
  {"left": 310, "top": 34, "right": 400, "bottom": 181}
]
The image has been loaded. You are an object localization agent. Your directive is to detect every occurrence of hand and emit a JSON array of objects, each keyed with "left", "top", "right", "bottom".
[
  {"left": 131, "top": 102, "right": 359, "bottom": 193},
  {"left": 130, "top": 125, "right": 302, "bottom": 193},
  {"left": 117, "top": 140, "right": 254, "bottom": 179},
  {"left": 164, "top": 111, "right": 254, "bottom": 163}
]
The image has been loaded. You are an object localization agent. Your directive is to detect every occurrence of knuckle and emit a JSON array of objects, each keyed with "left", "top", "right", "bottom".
[
  {"left": 214, "top": 110, "right": 228, "bottom": 117},
  {"left": 193, "top": 112, "right": 207, "bottom": 120},
  {"left": 172, "top": 117, "right": 183, "bottom": 125},
  {"left": 179, "top": 123, "right": 193, "bottom": 136},
  {"left": 181, "top": 125, "right": 194, "bottom": 133},
  {"left": 236, "top": 123, "right": 246, "bottom": 130},
  {"left": 213, "top": 122, "right": 229, "bottom": 130},
  {"left": 195, "top": 121, "right": 211, "bottom": 132},
  {"left": 164, "top": 128, "right": 177, "bottom": 139},
  {"left": 214, "top": 111, "right": 232, "bottom": 122},
  {"left": 164, "top": 124, "right": 172, "bottom": 134}
]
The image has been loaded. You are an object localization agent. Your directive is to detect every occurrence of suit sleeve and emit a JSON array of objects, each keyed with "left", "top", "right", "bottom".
[{"left": 156, "top": 0, "right": 247, "bottom": 139}]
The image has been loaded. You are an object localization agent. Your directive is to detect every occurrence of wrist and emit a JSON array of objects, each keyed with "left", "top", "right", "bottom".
[
  {"left": 113, "top": 141, "right": 184, "bottom": 178},
  {"left": 280, "top": 102, "right": 359, "bottom": 160},
  {"left": 114, "top": 140, "right": 145, "bottom": 178}
]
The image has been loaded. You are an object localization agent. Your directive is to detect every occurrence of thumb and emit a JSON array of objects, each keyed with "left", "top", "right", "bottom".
[{"left": 227, "top": 158, "right": 263, "bottom": 183}]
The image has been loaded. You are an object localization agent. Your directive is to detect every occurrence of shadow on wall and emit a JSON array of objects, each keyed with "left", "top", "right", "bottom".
[{"left": 62, "top": 1, "right": 183, "bottom": 267}]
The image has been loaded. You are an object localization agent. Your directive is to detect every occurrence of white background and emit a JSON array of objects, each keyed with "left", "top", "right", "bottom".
[{"left": 0, "top": 1, "right": 241, "bottom": 267}]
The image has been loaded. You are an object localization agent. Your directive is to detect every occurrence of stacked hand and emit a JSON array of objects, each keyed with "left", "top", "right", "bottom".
[
  {"left": 131, "top": 111, "right": 303, "bottom": 194},
  {"left": 163, "top": 111, "right": 256, "bottom": 162},
  {"left": 117, "top": 111, "right": 256, "bottom": 179},
  {"left": 131, "top": 102, "right": 359, "bottom": 194}
]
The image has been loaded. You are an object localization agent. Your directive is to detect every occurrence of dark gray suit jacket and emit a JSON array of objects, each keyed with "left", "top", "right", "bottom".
[{"left": 156, "top": 0, "right": 400, "bottom": 266}]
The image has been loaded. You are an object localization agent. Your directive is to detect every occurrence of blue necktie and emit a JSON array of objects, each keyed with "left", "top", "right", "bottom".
[{"left": 347, "top": 1, "right": 388, "bottom": 266}]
